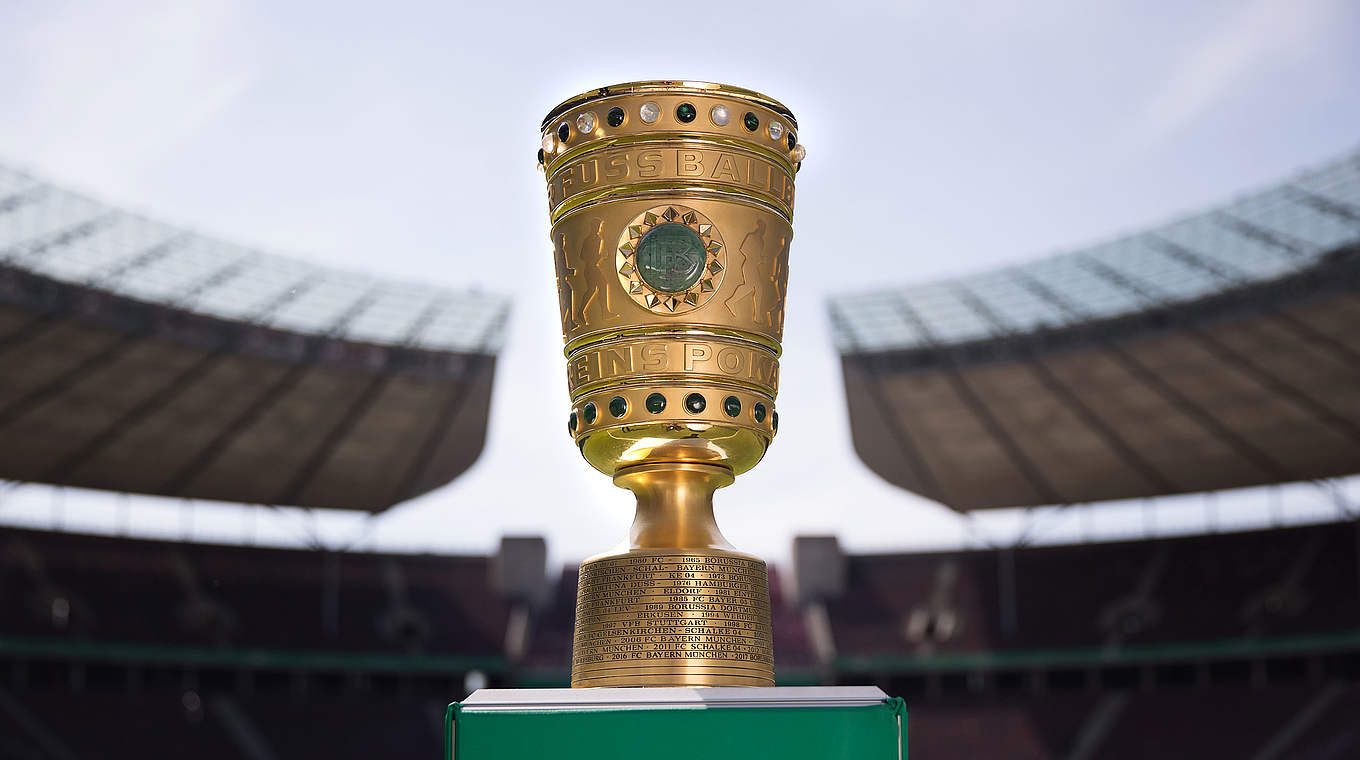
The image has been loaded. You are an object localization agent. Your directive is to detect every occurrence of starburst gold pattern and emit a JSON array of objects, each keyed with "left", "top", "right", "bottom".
[{"left": 616, "top": 204, "right": 726, "bottom": 315}]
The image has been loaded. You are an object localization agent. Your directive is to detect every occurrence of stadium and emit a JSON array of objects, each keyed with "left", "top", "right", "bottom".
[{"left": 1, "top": 140, "right": 1356, "bottom": 756}]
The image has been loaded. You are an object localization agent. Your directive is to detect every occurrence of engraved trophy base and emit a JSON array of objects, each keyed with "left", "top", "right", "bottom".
[{"left": 570, "top": 463, "right": 775, "bottom": 687}]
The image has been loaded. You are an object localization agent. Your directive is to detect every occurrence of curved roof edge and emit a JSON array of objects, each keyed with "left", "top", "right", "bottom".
[
  {"left": 829, "top": 149, "right": 1360, "bottom": 357},
  {"left": 0, "top": 164, "right": 510, "bottom": 512},
  {"left": 0, "top": 163, "right": 510, "bottom": 355},
  {"left": 829, "top": 149, "right": 1360, "bottom": 511}
]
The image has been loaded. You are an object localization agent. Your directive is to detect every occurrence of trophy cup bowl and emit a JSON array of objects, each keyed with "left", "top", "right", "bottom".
[{"left": 540, "top": 81, "right": 802, "bottom": 687}]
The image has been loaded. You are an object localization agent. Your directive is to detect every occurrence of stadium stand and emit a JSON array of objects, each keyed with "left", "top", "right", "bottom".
[
  {"left": 0, "top": 163, "right": 508, "bottom": 511},
  {"left": 5, "top": 688, "right": 446, "bottom": 759},
  {"left": 816, "top": 147, "right": 1360, "bottom": 756},
  {"left": 3, "top": 519, "right": 1358, "bottom": 757},
  {"left": 900, "top": 684, "right": 1360, "bottom": 759},
  {"left": 0, "top": 527, "right": 508, "bottom": 655},
  {"left": 815, "top": 524, "right": 1360, "bottom": 758},
  {"left": 829, "top": 149, "right": 1360, "bottom": 509},
  {"left": 0, "top": 526, "right": 515, "bottom": 758},
  {"left": 1, "top": 138, "right": 1356, "bottom": 758},
  {"left": 820, "top": 522, "right": 1360, "bottom": 657}
]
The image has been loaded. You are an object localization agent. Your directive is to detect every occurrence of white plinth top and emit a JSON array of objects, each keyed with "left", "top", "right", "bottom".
[{"left": 459, "top": 686, "right": 889, "bottom": 712}]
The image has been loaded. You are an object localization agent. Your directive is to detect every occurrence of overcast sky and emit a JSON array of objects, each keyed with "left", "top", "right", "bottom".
[{"left": 1, "top": 0, "right": 1357, "bottom": 567}]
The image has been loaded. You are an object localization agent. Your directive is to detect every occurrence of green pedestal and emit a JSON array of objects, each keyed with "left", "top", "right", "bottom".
[{"left": 446, "top": 687, "right": 905, "bottom": 760}]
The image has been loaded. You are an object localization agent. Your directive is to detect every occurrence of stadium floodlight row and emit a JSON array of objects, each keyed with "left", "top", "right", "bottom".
[
  {"left": 0, "top": 164, "right": 509, "bottom": 511},
  {"left": 829, "top": 149, "right": 1360, "bottom": 510}
]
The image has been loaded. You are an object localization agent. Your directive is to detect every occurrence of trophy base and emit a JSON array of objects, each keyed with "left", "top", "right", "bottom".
[{"left": 571, "top": 547, "right": 775, "bottom": 687}]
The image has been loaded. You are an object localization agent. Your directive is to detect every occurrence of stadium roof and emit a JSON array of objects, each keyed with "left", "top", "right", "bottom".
[
  {"left": 829, "top": 149, "right": 1360, "bottom": 510},
  {"left": 0, "top": 164, "right": 509, "bottom": 512}
]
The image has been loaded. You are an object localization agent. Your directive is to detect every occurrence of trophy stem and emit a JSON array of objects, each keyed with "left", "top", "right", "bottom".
[
  {"left": 570, "top": 461, "right": 775, "bottom": 688},
  {"left": 618, "top": 463, "right": 736, "bottom": 552}
]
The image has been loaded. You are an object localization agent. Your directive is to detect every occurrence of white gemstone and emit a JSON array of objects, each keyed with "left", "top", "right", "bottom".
[
  {"left": 639, "top": 102, "right": 660, "bottom": 123},
  {"left": 710, "top": 104, "right": 730, "bottom": 126},
  {"left": 541, "top": 132, "right": 555, "bottom": 154},
  {"left": 791, "top": 144, "right": 806, "bottom": 162},
  {"left": 576, "top": 112, "right": 597, "bottom": 133},
  {"left": 768, "top": 121, "right": 784, "bottom": 141}
]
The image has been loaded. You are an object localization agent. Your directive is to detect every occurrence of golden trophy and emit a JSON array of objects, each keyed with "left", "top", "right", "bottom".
[{"left": 539, "top": 81, "right": 803, "bottom": 687}]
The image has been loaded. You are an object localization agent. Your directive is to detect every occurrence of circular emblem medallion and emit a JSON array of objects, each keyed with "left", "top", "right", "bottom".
[
  {"left": 617, "top": 205, "right": 725, "bottom": 314},
  {"left": 637, "top": 224, "right": 705, "bottom": 293}
]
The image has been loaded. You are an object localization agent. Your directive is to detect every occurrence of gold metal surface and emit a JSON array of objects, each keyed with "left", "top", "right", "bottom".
[{"left": 540, "top": 81, "right": 802, "bottom": 687}]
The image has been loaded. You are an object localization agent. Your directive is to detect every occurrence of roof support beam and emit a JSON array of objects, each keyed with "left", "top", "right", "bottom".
[
  {"left": 0, "top": 332, "right": 140, "bottom": 433},
  {"left": 0, "top": 188, "right": 45, "bottom": 217},
  {"left": 1016, "top": 271, "right": 1299, "bottom": 483},
  {"left": 88, "top": 232, "right": 188, "bottom": 287},
  {"left": 1188, "top": 328, "right": 1360, "bottom": 448},
  {"left": 1213, "top": 211, "right": 1311, "bottom": 258},
  {"left": 0, "top": 213, "right": 116, "bottom": 265},
  {"left": 273, "top": 374, "right": 390, "bottom": 506},
  {"left": 1078, "top": 253, "right": 1360, "bottom": 455},
  {"left": 891, "top": 294, "right": 1063, "bottom": 505},
  {"left": 1286, "top": 185, "right": 1360, "bottom": 226},
  {"left": 1146, "top": 234, "right": 1360, "bottom": 371},
  {"left": 865, "top": 370, "right": 947, "bottom": 504},
  {"left": 391, "top": 361, "right": 479, "bottom": 506},
  {"left": 0, "top": 311, "right": 62, "bottom": 357},
  {"left": 155, "top": 274, "right": 328, "bottom": 497},
  {"left": 41, "top": 350, "right": 229, "bottom": 484},
  {"left": 954, "top": 282, "right": 1180, "bottom": 496},
  {"left": 159, "top": 360, "right": 312, "bottom": 498}
]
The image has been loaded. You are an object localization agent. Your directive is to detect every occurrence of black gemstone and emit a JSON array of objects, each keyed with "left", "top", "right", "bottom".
[
  {"left": 787, "top": 132, "right": 796, "bottom": 151},
  {"left": 607, "top": 107, "right": 625, "bottom": 127},
  {"left": 771, "top": 410, "right": 779, "bottom": 432},
  {"left": 676, "top": 103, "right": 697, "bottom": 123},
  {"left": 723, "top": 396, "right": 741, "bottom": 417},
  {"left": 537, "top": 148, "right": 544, "bottom": 164},
  {"left": 753, "top": 403, "right": 767, "bottom": 423},
  {"left": 743, "top": 112, "right": 759, "bottom": 131},
  {"left": 583, "top": 402, "right": 597, "bottom": 424},
  {"left": 557, "top": 122, "right": 570, "bottom": 143},
  {"left": 645, "top": 393, "right": 666, "bottom": 413},
  {"left": 685, "top": 393, "right": 706, "bottom": 414},
  {"left": 609, "top": 396, "right": 628, "bottom": 417},
  {"left": 568, "top": 411, "right": 578, "bottom": 433}
]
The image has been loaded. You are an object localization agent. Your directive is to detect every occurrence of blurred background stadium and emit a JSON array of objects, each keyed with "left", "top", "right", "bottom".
[
  {"left": 2, "top": 147, "right": 1358, "bottom": 758},
  {"left": 3, "top": 1, "right": 1360, "bottom": 758}
]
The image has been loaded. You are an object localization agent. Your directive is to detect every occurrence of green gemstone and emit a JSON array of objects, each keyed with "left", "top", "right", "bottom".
[
  {"left": 771, "top": 410, "right": 779, "bottom": 432},
  {"left": 568, "top": 410, "right": 578, "bottom": 433},
  {"left": 743, "top": 112, "right": 759, "bottom": 132},
  {"left": 676, "top": 103, "right": 697, "bottom": 123},
  {"left": 537, "top": 148, "right": 544, "bottom": 164},
  {"left": 645, "top": 393, "right": 666, "bottom": 413},
  {"left": 583, "top": 402, "right": 597, "bottom": 424},
  {"left": 787, "top": 132, "right": 796, "bottom": 151},
  {"left": 557, "top": 122, "right": 570, "bottom": 143},
  {"left": 609, "top": 396, "right": 628, "bottom": 417},
  {"left": 636, "top": 223, "right": 706, "bottom": 293},
  {"left": 685, "top": 393, "right": 706, "bottom": 414},
  {"left": 607, "top": 107, "right": 625, "bottom": 127},
  {"left": 723, "top": 396, "right": 741, "bottom": 417},
  {"left": 753, "top": 403, "right": 767, "bottom": 423}
]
